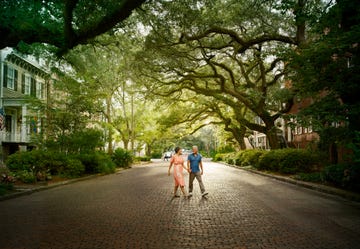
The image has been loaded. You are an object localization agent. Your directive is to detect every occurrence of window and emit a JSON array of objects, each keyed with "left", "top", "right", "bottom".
[
  {"left": 6, "top": 66, "right": 18, "bottom": 90},
  {"left": 36, "top": 80, "right": 43, "bottom": 98},
  {"left": 297, "top": 127, "right": 302, "bottom": 134},
  {"left": 308, "top": 126, "right": 313, "bottom": 133},
  {"left": 24, "top": 75, "right": 31, "bottom": 95}
]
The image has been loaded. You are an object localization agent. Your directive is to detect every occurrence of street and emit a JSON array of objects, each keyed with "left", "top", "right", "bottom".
[{"left": 0, "top": 161, "right": 360, "bottom": 249}]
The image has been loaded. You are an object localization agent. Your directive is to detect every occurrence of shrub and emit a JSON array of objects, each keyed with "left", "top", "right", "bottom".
[
  {"left": 37, "top": 152, "right": 67, "bottom": 175},
  {"left": 112, "top": 148, "right": 133, "bottom": 168},
  {"left": 16, "top": 170, "right": 36, "bottom": 183},
  {"left": 257, "top": 150, "right": 278, "bottom": 171},
  {"left": 217, "top": 145, "right": 236, "bottom": 153},
  {"left": 6, "top": 150, "right": 67, "bottom": 177},
  {"left": 0, "top": 166, "right": 16, "bottom": 183},
  {"left": 257, "top": 149, "right": 320, "bottom": 174},
  {"left": 76, "top": 153, "right": 96, "bottom": 173},
  {"left": 0, "top": 182, "right": 14, "bottom": 196},
  {"left": 294, "top": 172, "right": 324, "bottom": 183},
  {"left": 94, "top": 152, "right": 116, "bottom": 174},
  {"left": 213, "top": 153, "right": 235, "bottom": 163},
  {"left": 135, "top": 156, "right": 151, "bottom": 162},
  {"left": 278, "top": 149, "right": 318, "bottom": 174},
  {"left": 226, "top": 158, "right": 234, "bottom": 165},
  {"left": 323, "top": 163, "right": 360, "bottom": 191},
  {"left": 213, "top": 153, "right": 225, "bottom": 161},
  {"left": 151, "top": 152, "right": 162, "bottom": 159},
  {"left": 237, "top": 150, "right": 265, "bottom": 167},
  {"left": 61, "top": 159, "right": 85, "bottom": 178},
  {"left": 6, "top": 151, "right": 38, "bottom": 172}
]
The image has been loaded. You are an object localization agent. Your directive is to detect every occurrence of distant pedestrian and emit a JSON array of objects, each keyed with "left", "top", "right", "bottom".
[
  {"left": 187, "top": 145, "right": 208, "bottom": 197},
  {"left": 168, "top": 147, "right": 188, "bottom": 198}
]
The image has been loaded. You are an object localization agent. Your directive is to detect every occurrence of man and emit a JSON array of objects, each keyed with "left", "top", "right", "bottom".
[{"left": 187, "top": 145, "right": 208, "bottom": 197}]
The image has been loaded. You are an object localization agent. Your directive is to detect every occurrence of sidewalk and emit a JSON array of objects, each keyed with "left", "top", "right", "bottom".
[
  {"left": 224, "top": 163, "right": 360, "bottom": 202},
  {"left": 0, "top": 168, "right": 127, "bottom": 202}
]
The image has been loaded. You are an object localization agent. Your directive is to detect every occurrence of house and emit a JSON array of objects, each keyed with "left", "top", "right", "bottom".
[{"left": 0, "top": 48, "right": 50, "bottom": 161}]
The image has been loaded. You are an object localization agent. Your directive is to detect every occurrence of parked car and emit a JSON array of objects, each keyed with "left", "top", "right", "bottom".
[{"left": 163, "top": 151, "right": 172, "bottom": 161}]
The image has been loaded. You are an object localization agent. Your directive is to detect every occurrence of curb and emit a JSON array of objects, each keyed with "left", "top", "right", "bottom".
[
  {"left": 0, "top": 167, "right": 131, "bottom": 201},
  {"left": 0, "top": 174, "right": 101, "bottom": 202},
  {"left": 223, "top": 163, "right": 360, "bottom": 202},
  {"left": 0, "top": 168, "right": 129, "bottom": 202}
]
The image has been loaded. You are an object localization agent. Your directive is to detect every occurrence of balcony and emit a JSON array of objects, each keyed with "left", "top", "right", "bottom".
[{"left": 0, "top": 131, "right": 30, "bottom": 143}]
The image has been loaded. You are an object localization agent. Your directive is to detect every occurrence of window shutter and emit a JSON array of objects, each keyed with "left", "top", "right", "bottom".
[
  {"left": 14, "top": 69, "right": 18, "bottom": 91},
  {"left": 3, "top": 64, "right": 7, "bottom": 87},
  {"left": 21, "top": 73, "right": 25, "bottom": 94}
]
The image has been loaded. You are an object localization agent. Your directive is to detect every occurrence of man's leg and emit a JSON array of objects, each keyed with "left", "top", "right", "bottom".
[
  {"left": 188, "top": 172, "right": 195, "bottom": 195},
  {"left": 194, "top": 173, "right": 206, "bottom": 194}
]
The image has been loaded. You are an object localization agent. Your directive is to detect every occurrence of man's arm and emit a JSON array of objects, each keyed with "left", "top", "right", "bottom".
[{"left": 200, "top": 160, "right": 203, "bottom": 175}]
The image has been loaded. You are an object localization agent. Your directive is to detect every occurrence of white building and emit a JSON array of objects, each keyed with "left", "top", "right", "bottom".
[{"left": 0, "top": 48, "right": 50, "bottom": 161}]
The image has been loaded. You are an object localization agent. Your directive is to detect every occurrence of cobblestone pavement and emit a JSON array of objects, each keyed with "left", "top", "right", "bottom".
[{"left": 1, "top": 161, "right": 360, "bottom": 249}]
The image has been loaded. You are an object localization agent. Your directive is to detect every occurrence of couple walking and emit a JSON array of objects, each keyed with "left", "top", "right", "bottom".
[{"left": 167, "top": 145, "right": 208, "bottom": 198}]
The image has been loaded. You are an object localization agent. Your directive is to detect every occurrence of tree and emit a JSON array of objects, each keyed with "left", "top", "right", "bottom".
[
  {"left": 288, "top": 0, "right": 360, "bottom": 161},
  {"left": 0, "top": 0, "right": 146, "bottom": 54},
  {"left": 135, "top": 0, "right": 320, "bottom": 149}
]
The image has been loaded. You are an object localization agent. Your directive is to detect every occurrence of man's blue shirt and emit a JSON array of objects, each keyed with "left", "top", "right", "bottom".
[{"left": 187, "top": 153, "right": 202, "bottom": 173}]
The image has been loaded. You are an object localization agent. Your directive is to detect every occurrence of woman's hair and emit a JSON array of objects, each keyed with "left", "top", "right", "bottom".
[{"left": 174, "top": 147, "right": 181, "bottom": 153}]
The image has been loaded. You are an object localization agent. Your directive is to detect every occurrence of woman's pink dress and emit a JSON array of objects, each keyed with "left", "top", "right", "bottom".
[{"left": 170, "top": 155, "right": 185, "bottom": 187}]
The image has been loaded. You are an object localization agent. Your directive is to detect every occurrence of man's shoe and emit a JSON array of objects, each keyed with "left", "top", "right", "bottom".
[
  {"left": 188, "top": 192, "right": 192, "bottom": 197},
  {"left": 202, "top": 192, "right": 208, "bottom": 197}
]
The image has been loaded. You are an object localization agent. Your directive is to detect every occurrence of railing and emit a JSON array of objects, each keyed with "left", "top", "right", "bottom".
[{"left": 0, "top": 131, "right": 30, "bottom": 143}]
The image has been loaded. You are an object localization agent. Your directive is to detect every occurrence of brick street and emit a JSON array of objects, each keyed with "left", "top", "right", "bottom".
[{"left": 0, "top": 161, "right": 360, "bottom": 249}]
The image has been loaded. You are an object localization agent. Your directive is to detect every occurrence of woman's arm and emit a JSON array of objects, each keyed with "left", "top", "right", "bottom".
[{"left": 168, "top": 162, "right": 173, "bottom": 176}]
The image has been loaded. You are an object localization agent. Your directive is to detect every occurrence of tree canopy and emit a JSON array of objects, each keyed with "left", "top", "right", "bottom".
[
  {"left": 0, "top": 0, "right": 146, "bottom": 54},
  {"left": 133, "top": 0, "right": 331, "bottom": 149}
]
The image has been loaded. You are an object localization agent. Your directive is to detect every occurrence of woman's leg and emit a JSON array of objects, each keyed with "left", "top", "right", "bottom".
[
  {"left": 180, "top": 186, "right": 187, "bottom": 197},
  {"left": 173, "top": 185, "right": 179, "bottom": 197}
]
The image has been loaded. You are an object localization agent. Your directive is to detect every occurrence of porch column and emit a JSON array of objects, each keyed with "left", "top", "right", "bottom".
[{"left": 21, "top": 105, "right": 27, "bottom": 142}]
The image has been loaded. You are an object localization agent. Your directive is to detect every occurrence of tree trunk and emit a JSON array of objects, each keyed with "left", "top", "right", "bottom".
[
  {"left": 123, "top": 139, "right": 129, "bottom": 150},
  {"left": 263, "top": 118, "right": 281, "bottom": 150},
  {"left": 106, "top": 97, "right": 113, "bottom": 154},
  {"left": 234, "top": 126, "right": 247, "bottom": 150}
]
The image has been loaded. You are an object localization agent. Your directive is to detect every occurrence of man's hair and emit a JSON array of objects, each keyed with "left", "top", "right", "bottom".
[{"left": 192, "top": 145, "right": 198, "bottom": 149}]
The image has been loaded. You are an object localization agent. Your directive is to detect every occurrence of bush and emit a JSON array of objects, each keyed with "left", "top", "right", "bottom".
[
  {"left": 257, "top": 150, "right": 279, "bottom": 171},
  {"left": 213, "top": 153, "right": 235, "bottom": 162},
  {"left": 227, "top": 158, "right": 234, "bottom": 165},
  {"left": 213, "top": 153, "right": 225, "bottom": 161},
  {"left": 37, "top": 153, "right": 67, "bottom": 176},
  {"left": 294, "top": 172, "right": 324, "bottom": 183},
  {"left": 257, "top": 149, "right": 319, "bottom": 174},
  {"left": 135, "top": 156, "right": 151, "bottom": 162},
  {"left": 151, "top": 152, "right": 162, "bottom": 159},
  {"left": 61, "top": 159, "right": 85, "bottom": 178},
  {"left": 16, "top": 170, "right": 37, "bottom": 183},
  {"left": 323, "top": 163, "right": 360, "bottom": 191},
  {"left": 6, "top": 150, "right": 39, "bottom": 172},
  {"left": 0, "top": 182, "right": 14, "bottom": 196},
  {"left": 112, "top": 148, "right": 133, "bottom": 168},
  {"left": 216, "top": 145, "right": 236, "bottom": 153},
  {"left": 278, "top": 149, "right": 318, "bottom": 174},
  {"left": 6, "top": 150, "right": 67, "bottom": 178},
  {"left": 237, "top": 150, "right": 265, "bottom": 167},
  {"left": 75, "top": 152, "right": 114, "bottom": 174},
  {"left": 94, "top": 152, "right": 116, "bottom": 174}
]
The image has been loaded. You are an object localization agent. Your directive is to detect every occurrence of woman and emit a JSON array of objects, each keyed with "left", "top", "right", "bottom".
[{"left": 168, "top": 147, "right": 188, "bottom": 197}]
